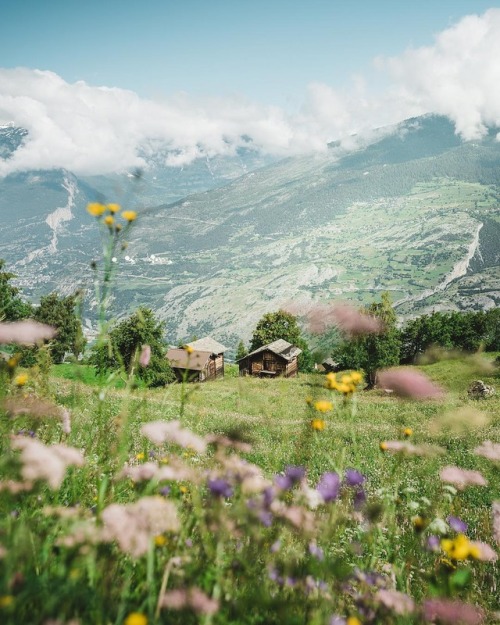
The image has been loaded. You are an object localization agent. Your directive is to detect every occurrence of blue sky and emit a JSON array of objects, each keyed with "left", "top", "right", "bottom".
[
  {"left": 1, "top": 0, "right": 497, "bottom": 107},
  {"left": 1, "top": 1, "right": 500, "bottom": 175}
]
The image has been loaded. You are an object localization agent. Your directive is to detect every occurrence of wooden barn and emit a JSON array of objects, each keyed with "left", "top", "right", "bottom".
[
  {"left": 238, "top": 339, "right": 302, "bottom": 378},
  {"left": 166, "top": 337, "right": 226, "bottom": 382}
]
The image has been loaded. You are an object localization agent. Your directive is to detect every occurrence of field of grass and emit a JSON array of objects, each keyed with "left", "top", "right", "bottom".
[{"left": 1, "top": 354, "right": 499, "bottom": 624}]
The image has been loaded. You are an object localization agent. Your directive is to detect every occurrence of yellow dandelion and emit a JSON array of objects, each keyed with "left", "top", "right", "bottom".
[
  {"left": 124, "top": 613, "right": 148, "bottom": 625},
  {"left": 7, "top": 355, "right": 20, "bottom": 369},
  {"left": 441, "top": 534, "right": 474, "bottom": 560},
  {"left": 159, "top": 456, "right": 169, "bottom": 464},
  {"left": 179, "top": 485, "right": 188, "bottom": 494},
  {"left": 311, "top": 418, "right": 326, "bottom": 431},
  {"left": 350, "top": 371, "right": 363, "bottom": 384},
  {"left": 380, "top": 441, "right": 388, "bottom": 451},
  {"left": 184, "top": 345, "right": 194, "bottom": 354},
  {"left": 337, "top": 382, "right": 353, "bottom": 395},
  {"left": 154, "top": 535, "right": 167, "bottom": 547},
  {"left": 14, "top": 373, "right": 28, "bottom": 387},
  {"left": 87, "top": 202, "right": 106, "bottom": 217},
  {"left": 314, "top": 400, "right": 333, "bottom": 413},
  {"left": 347, "top": 617, "right": 362, "bottom": 625},
  {"left": 0, "top": 596, "right": 13, "bottom": 608},
  {"left": 341, "top": 374, "right": 353, "bottom": 385},
  {"left": 325, "top": 372, "right": 338, "bottom": 390},
  {"left": 107, "top": 203, "right": 121, "bottom": 213},
  {"left": 121, "top": 210, "right": 137, "bottom": 222},
  {"left": 135, "top": 452, "right": 145, "bottom": 461},
  {"left": 403, "top": 427, "right": 413, "bottom": 437},
  {"left": 103, "top": 215, "right": 114, "bottom": 226}
]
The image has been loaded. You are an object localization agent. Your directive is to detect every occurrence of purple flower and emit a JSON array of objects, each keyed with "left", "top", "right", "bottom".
[
  {"left": 185, "top": 538, "right": 193, "bottom": 547},
  {"left": 447, "top": 515, "right": 468, "bottom": 533},
  {"left": 207, "top": 478, "right": 233, "bottom": 498},
  {"left": 258, "top": 510, "right": 273, "bottom": 527},
  {"left": 345, "top": 469, "right": 365, "bottom": 487},
  {"left": 270, "top": 540, "right": 281, "bottom": 553},
  {"left": 353, "top": 488, "right": 367, "bottom": 510},
  {"left": 426, "top": 535, "right": 440, "bottom": 552},
  {"left": 263, "top": 487, "right": 275, "bottom": 508},
  {"left": 309, "top": 542, "right": 324, "bottom": 560},
  {"left": 275, "top": 465, "right": 305, "bottom": 490},
  {"left": 330, "top": 616, "right": 347, "bottom": 625},
  {"left": 317, "top": 471, "right": 340, "bottom": 502},
  {"left": 159, "top": 486, "right": 171, "bottom": 497},
  {"left": 285, "top": 577, "right": 297, "bottom": 587}
]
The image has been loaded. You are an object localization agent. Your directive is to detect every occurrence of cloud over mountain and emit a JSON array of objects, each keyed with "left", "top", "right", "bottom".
[{"left": 1, "top": 9, "right": 500, "bottom": 176}]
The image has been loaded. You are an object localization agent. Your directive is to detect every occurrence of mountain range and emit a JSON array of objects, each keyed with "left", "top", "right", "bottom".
[{"left": 1, "top": 115, "right": 499, "bottom": 354}]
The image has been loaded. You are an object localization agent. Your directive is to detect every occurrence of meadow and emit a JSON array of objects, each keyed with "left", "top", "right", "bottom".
[{"left": 0, "top": 350, "right": 499, "bottom": 625}]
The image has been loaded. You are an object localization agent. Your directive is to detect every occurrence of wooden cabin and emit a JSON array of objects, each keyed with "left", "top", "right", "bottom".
[
  {"left": 166, "top": 337, "right": 226, "bottom": 382},
  {"left": 238, "top": 339, "right": 302, "bottom": 378}
]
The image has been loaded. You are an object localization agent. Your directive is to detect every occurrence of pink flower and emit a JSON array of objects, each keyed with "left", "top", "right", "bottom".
[
  {"left": 423, "top": 599, "right": 485, "bottom": 625},
  {"left": 0, "top": 320, "right": 56, "bottom": 345},
  {"left": 377, "top": 368, "right": 444, "bottom": 399},
  {"left": 141, "top": 420, "right": 207, "bottom": 453},
  {"left": 380, "top": 441, "right": 444, "bottom": 456},
  {"left": 376, "top": 589, "right": 415, "bottom": 615},
  {"left": 3, "top": 396, "right": 71, "bottom": 434},
  {"left": 11, "top": 437, "right": 84, "bottom": 489},
  {"left": 493, "top": 501, "right": 500, "bottom": 546},
  {"left": 139, "top": 344, "right": 151, "bottom": 367},
  {"left": 327, "top": 302, "right": 383, "bottom": 336},
  {"left": 474, "top": 440, "right": 500, "bottom": 463},
  {"left": 440, "top": 466, "right": 487, "bottom": 490},
  {"left": 160, "top": 587, "right": 219, "bottom": 615}
]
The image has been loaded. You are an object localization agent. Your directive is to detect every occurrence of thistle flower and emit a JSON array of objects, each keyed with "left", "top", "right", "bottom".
[
  {"left": 0, "top": 321, "right": 56, "bottom": 346},
  {"left": 344, "top": 469, "right": 365, "bottom": 487},
  {"left": 275, "top": 465, "right": 305, "bottom": 490},
  {"left": 440, "top": 466, "right": 487, "bottom": 490},
  {"left": 317, "top": 471, "right": 340, "bottom": 503}
]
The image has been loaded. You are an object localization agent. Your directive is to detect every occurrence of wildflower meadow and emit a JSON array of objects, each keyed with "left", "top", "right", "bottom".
[{"left": 0, "top": 204, "right": 499, "bottom": 625}]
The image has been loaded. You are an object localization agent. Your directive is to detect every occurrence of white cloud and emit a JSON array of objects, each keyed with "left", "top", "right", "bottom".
[{"left": 1, "top": 9, "right": 500, "bottom": 176}]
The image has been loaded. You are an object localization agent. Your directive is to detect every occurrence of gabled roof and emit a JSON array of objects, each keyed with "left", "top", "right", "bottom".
[
  {"left": 240, "top": 339, "right": 302, "bottom": 362},
  {"left": 187, "top": 337, "right": 226, "bottom": 354},
  {"left": 166, "top": 348, "right": 211, "bottom": 371}
]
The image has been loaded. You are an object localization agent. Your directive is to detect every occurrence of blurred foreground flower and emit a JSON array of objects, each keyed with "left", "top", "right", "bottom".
[
  {"left": 440, "top": 466, "right": 487, "bottom": 490},
  {"left": 380, "top": 441, "right": 444, "bottom": 456},
  {"left": 141, "top": 420, "right": 207, "bottom": 453},
  {"left": 124, "top": 613, "right": 147, "bottom": 625},
  {"left": 376, "top": 589, "right": 415, "bottom": 615},
  {"left": 139, "top": 344, "right": 151, "bottom": 367},
  {"left": 11, "top": 437, "right": 84, "bottom": 489},
  {"left": 0, "top": 321, "right": 56, "bottom": 346},
  {"left": 102, "top": 497, "right": 179, "bottom": 557},
  {"left": 377, "top": 368, "right": 444, "bottom": 399},
  {"left": 474, "top": 440, "right": 500, "bottom": 463},
  {"left": 3, "top": 396, "right": 71, "bottom": 434},
  {"left": 160, "top": 587, "right": 219, "bottom": 615},
  {"left": 423, "top": 599, "right": 485, "bottom": 625},
  {"left": 493, "top": 501, "right": 500, "bottom": 546}
]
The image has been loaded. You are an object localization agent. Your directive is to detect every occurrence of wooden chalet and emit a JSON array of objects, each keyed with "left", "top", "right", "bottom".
[
  {"left": 238, "top": 339, "right": 302, "bottom": 378},
  {"left": 166, "top": 337, "right": 226, "bottom": 382}
]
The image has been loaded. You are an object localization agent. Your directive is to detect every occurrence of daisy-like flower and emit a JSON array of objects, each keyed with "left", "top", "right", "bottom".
[
  {"left": 103, "top": 215, "right": 114, "bottom": 226},
  {"left": 107, "top": 203, "right": 121, "bottom": 213},
  {"left": 14, "top": 373, "right": 28, "bottom": 387},
  {"left": 87, "top": 202, "right": 106, "bottom": 217},
  {"left": 314, "top": 400, "right": 333, "bottom": 413},
  {"left": 311, "top": 418, "right": 325, "bottom": 431},
  {"left": 121, "top": 210, "right": 137, "bottom": 222}
]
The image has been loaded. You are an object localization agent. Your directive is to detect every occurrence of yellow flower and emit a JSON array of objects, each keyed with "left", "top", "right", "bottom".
[
  {"left": 0, "top": 596, "right": 13, "bottom": 608},
  {"left": 107, "top": 203, "right": 121, "bottom": 213},
  {"left": 7, "top": 355, "right": 20, "bottom": 369},
  {"left": 179, "top": 485, "right": 188, "bottom": 494},
  {"left": 325, "top": 372, "right": 338, "bottom": 390},
  {"left": 154, "top": 535, "right": 167, "bottom": 547},
  {"left": 115, "top": 223, "right": 122, "bottom": 232},
  {"left": 135, "top": 452, "right": 145, "bottom": 461},
  {"left": 14, "top": 373, "right": 28, "bottom": 387},
  {"left": 341, "top": 374, "right": 353, "bottom": 385},
  {"left": 347, "top": 618, "right": 362, "bottom": 625},
  {"left": 441, "top": 534, "right": 475, "bottom": 560},
  {"left": 87, "top": 202, "right": 106, "bottom": 217},
  {"left": 311, "top": 418, "right": 326, "bottom": 431},
  {"left": 314, "top": 400, "right": 333, "bottom": 413},
  {"left": 184, "top": 345, "right": 194, "bottom": 354},
  {"left": 379, "top": 441, "right": 388, "bottom": 451},
  {"left": 104, "top": 215, "right": 114, "bottom": 226},
  {"left": 350, "top": 371, "right": 363, "bottom": 384},
  {"left": 124, "top": 613, "right": 147, "bottom": 625},
  {"left": 403, "top": 427, "right": 413, "bottom": 437},
  {"left": 121, "top": 210, "right": 137, "bottom": 222},
  {"left": 337, "top": 382, "right": 354, "bottom": 395}
]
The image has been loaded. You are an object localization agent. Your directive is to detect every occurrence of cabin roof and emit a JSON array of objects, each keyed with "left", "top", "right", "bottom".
[
  {"left": 240, "top": 339, "right": 302, "bottom": 362},
  {"left": 166, "top": 348, "right": 211, "bottom": 371},
  {"left": 187, "top": 337, "right": 226, "bottom": 354}
]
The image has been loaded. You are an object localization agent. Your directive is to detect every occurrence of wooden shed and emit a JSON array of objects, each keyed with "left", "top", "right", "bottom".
[
  {"left": 238, "top": 339, "right": 302, "bottom": 378},
  {"left": 166, "top": 337, "right": 226, "bottom": 382}
]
